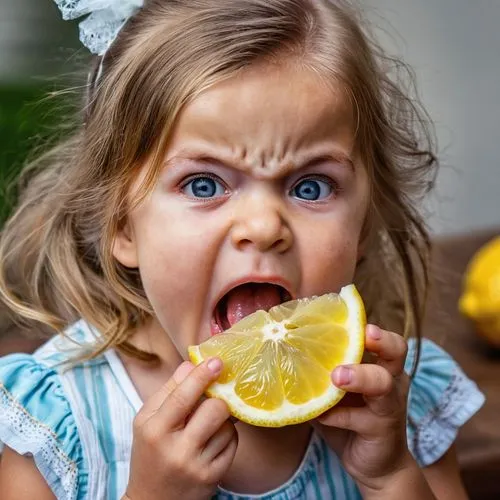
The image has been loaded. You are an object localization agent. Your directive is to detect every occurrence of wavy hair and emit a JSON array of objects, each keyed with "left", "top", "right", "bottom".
[{"left": 0, "top": 0, "right": 437, "bottom": 364}]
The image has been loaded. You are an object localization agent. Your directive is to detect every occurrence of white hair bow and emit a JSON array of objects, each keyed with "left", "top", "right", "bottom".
[{"left": 54, "top": 0, "right": 144, "bottom": 55}]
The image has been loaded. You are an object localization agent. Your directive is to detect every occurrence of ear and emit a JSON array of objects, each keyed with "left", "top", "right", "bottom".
[{"left": 112, "top": 218, "right": 139, "bottom": 268}]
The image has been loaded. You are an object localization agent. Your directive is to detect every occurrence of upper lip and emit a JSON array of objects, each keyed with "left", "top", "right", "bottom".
[{"left": 211, "top": 275, "right": 296, "bottom": 314}]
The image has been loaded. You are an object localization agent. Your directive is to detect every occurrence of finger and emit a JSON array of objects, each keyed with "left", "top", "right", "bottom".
[
  {"left": 332, "top": 363, "right": 394, "bottom": 398},
  {"left": 206, "top": 430, "right": 238, "bottom": 479},
  {"left": 185, "top": 397, "right": 232, "bottom": 447},
  {"left": 332, "top": 363, "right": 408, "bottom": 417},
  {"left": 365, "top": 325, "right": 408, "bottom": 376},
  {"left": 173, "top": 361, "right": 196, "bottom": 384},
  {"left": 157, "top": 357, "right": 223, "bottom": 430},
  {"left": 201, "top": 420, "right": 237, "bottom": 461},
  {"left": 335, "top": 392, "right": 365, "bottom": 409},
  {"left": 317, "top": 406, "right": 385, "bottom": 436},
  {"left": 137, "top": 361, "right": 195, "bottom": 423},
  {"left": 310, "top": 419, "right": 349, "bottom": 452}
]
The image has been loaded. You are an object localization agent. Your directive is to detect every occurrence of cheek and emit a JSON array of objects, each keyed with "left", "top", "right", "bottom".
[
  {"left": 297, "top": 193, "right": 368, "bottom": 295},
  {"left": 132, "top": 203, "right": 227, "bottom": 341},
  {"left": 132, "top": 216, "right": 208, "bottom": 332},
  {"left": 300, "top": 231, "right": 360, "bottom": 295}
]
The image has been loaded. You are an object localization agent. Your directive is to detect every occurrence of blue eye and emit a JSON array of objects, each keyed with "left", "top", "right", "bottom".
[
  {"left": 182, "top": 176, "right": 226, "bottom": 198},
  {"left": 291, "top": 178, "right": 333, "bottom": 201}
]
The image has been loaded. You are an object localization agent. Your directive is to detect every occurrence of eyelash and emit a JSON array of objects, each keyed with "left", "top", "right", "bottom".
[
  {"left": 290, "top": 174, "right": 339, "bottom": 198},
  {"left": 179, "top": 173, "right": 340, "bottom": 200},
  {"left": 179, "top": 173, "right": 228, "bottom": 195}
]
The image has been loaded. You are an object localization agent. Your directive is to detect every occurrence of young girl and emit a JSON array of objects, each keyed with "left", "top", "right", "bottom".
[{"left": 0, "top": 0, "right": 484, "bottom": 499}]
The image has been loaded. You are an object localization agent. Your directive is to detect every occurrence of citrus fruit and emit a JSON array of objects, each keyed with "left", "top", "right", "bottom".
[
  {"left": 188, "top": 284, "right": 366, "bottom": 427},
  {"left": 460, "top": 236, "right": 500, "bottom": 348}
]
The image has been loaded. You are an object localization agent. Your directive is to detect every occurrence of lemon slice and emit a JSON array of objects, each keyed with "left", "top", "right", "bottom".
[{"left": 188, "top": 284, "right": 365, "bottom": 427}]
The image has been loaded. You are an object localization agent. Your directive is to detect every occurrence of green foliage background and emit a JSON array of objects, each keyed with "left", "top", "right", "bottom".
[
  {"left": 0, "top": 1, "right": 81, "bottom": 227},
  {"left": 0, "top": 86, "right": 52, "bottom": 224}
]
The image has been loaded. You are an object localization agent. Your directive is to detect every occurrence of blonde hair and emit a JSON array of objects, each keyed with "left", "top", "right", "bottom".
[{"left": 0, "top": 0, "right": 437, "bottom": 362}]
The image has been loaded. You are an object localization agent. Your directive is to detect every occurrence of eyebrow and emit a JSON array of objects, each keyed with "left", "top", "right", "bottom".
[
  {"left": 300, "top": 153, "right": 355, "bottom": 172},
  {"left": 164, "top": 149, "right": 356, "bottom": 174}
]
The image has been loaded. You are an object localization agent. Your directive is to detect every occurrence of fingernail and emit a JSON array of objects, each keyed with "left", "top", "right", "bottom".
[
  {"left": 333, "top": 366, "right": 352, "bottom": 386},
  {"left": 367, "top": 324, "right": 382, "bottom": 340},
  {"left": 207, "top": 357, "right": 222, "bottom": 374}
]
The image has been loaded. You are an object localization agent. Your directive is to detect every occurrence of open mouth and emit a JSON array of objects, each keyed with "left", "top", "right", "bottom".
[{"left": 212, "top": 283, "right": 293, "bottom": 335}]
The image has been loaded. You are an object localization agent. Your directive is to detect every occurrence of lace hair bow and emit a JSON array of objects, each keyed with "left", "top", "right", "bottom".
[{"left": 54, "top": 0, "right": 144, "bottom": 55}]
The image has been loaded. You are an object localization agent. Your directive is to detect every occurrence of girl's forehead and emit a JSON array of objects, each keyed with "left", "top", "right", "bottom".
[{"left": 164, "top": 63, "right": 357, "bottom": 175}]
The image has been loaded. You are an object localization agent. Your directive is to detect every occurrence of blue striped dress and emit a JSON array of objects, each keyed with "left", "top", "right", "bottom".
[{"left": 0, "top": 320, "right": 485, "bottom": 500}]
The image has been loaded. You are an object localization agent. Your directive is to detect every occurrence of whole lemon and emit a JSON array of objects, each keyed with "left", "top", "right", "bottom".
[{"left": 459, "top": 237, "right": 500, "bottom": 348}]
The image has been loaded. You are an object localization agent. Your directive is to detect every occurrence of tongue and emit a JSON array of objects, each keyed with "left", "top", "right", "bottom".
[{"left": 225, "top": 284, "right": 282, "bottom": 327}]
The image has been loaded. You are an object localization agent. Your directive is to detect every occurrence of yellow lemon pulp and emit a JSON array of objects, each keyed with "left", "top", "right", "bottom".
[{"left": 188, "top": 284, "right": 366, "bottom": 427}]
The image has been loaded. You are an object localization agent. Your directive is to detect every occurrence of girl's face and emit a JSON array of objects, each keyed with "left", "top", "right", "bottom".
[{"left": 113, "top": 63, "right": 370, "bottom": 356}]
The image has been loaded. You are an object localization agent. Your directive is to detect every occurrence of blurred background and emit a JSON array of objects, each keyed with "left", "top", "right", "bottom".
[
  {"left": 0, "top": 0, "right": 83, "bottom": 223},
  {"left": 0, "top": 0, "right": 499, "bottom": 233},
  {"left": 2, "top": 3, "right": 499, "bottom": 494}
]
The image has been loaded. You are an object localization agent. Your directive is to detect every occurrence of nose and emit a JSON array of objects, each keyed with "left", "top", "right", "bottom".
[{"left": 230, "top": 194, "right": 293, "bottom": 253}]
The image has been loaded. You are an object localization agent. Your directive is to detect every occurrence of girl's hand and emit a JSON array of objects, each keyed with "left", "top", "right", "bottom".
[
  {"left": 314, "top": 325, "right": 424, "bottom": 495},
  {"left": 125, "top": 358, "right": 238, "bottom": 500}
]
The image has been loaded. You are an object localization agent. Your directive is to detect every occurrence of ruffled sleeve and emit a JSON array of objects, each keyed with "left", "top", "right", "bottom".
[
  {"left": 0, "top": 353, "right": 87, "bottom": 500},
  {"left": 404, "top": 339, "right": 485, "bottom": 467}
]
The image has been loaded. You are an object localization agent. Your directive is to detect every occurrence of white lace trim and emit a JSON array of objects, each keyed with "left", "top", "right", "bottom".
[
  {"left": 410, "top": 369, "right": 485, "bottom": 466},
  {"left": 54, "top": 0, "right": 143, "bottom": 55},
  {"left": 0, "top": 383, "right": 79, "bottom": 500}
]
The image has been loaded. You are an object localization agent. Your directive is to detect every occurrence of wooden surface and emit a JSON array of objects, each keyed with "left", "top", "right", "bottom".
[{"left": 424, "top": 227, "right": 500, "bottom": 499}]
